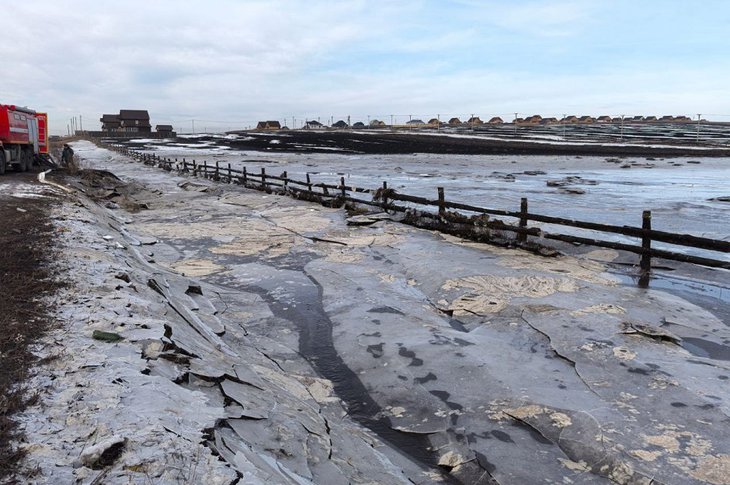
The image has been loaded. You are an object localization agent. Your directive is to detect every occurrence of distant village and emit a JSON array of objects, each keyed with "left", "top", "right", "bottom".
[
  {"left": 255, "top": 114, "right": 698, "bottom": 131},
  {"left": 87, "top": 109, "right": 700, "bottom": 136}
]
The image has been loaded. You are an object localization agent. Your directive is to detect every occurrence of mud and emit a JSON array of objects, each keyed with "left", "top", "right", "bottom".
[{"left": 16, "top": 141, "right": 730, "bottom": 484}]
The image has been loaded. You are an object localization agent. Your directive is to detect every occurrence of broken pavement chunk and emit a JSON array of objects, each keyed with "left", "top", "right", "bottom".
[
  {"left": 92, "top": 330, "right": 124, "bottom": 343},
  {"left": 76, "top": 436, "right": 126, "bottom": 469},
  {"left": 621, "top": 321, "right": 682, "bottom": 345}
]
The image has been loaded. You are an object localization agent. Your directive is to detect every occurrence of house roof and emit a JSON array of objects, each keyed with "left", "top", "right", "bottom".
[
  {"left": 119, "top": 110, "right": 150, "bottom": 120},
  {"left": 100, "top": 114, "right": 120, "bottom": 122},
  {"left": 156, "top": 124, "right": 173, "bottom": 131}
]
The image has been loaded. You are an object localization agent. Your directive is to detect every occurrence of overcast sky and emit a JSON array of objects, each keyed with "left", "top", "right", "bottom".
[{"left": 3, "top": 0, "right": 730, "bottom": 134}]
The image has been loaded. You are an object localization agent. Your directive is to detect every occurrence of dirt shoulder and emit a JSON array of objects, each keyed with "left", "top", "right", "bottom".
[{"left": 0, "top": 173, "right": 63, "bottom": 482}]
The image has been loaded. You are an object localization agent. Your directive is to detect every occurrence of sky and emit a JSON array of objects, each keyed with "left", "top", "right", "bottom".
[{"left": 3, "top": 0, "right": 730, "bottom": 134}]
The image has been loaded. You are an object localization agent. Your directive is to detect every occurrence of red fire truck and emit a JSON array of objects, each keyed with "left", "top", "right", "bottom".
[{"left": 0, "top": 104, "right": 49, "bottom": 175}]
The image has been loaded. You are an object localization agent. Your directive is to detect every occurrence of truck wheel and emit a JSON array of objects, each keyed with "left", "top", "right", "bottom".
[
  {"left": 20, "top": 150, "right": 29, "bottom": 172},
  {"left": 0, "top": 152, "right": 6, "bottom": 175}
]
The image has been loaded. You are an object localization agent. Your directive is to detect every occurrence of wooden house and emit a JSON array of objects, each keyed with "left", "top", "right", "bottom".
[
  {"left": 256, "top": 121, "right": 281, "bottom": 130},
  {"left": 304, "top": 120, "right": 324, "bottom": 130},
  {"left": 155, "top": 124, "right": 174, "bottom": 136},
  {"left": 100, "top": 114, "right": 121, "bottom": 132},
  {"left": 488, "top": 116, "right": 503, "bottom": 124},
  {"left": 448, "top": 117, "right": 462, "bottom": 125},
  {"left": 118, "top": 110, "right": 152, "bottom": 133}
]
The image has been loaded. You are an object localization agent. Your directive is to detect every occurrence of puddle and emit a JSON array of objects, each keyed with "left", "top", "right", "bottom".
[
  {"left": 681, "top": 337, "right": 730, "bottom": 361},
  {"left": 610, "top": 269, "right": 730, "bottom": 326},
  {"left": 215, "top": 260, "right": 440, "bottom": 470}
]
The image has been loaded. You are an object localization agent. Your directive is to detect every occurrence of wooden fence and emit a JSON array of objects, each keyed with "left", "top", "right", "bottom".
[{"left": 101, "top": 143, "right": 730, "bottom": 271}]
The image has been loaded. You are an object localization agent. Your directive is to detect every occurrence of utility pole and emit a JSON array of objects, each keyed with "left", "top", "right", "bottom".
[
  {"left": 471, "top": 113, "right": 474, "bottom": 131},
  {"left": 79, "top": 115, "right": 83, "bottom": 132},
  {"left": 390, "top": 114, "right": 394, "bottom": 128},
  {"left": 620, "top": 114, "right": 625, "bottom": 141},
  {"left": 191, "top": 119, "right": 195, "bottom": 133},
  {"left": 562, "top": 113, "right": 567, "bottom": 139},
  {"left": 514, "top": 112, "right": 518, "bottom": 134},
  {"left": 696, "top": 114, "right": 701, "bottom": 144},
  {"left": 437, "top": 113, "right": 440, "bottom": 131}
]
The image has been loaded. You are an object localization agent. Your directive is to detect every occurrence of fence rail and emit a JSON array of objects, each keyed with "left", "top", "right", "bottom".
[{"left": 100, "top": 142, "right": 730, "bottom": 271}]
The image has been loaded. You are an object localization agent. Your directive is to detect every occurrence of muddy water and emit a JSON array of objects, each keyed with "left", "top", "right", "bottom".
[
  {"left": 141, "top": 140, "right": 730, "bottom": 260},
  {"left": 612, "top": 267, "right": 730, "bottom": 361},
  {"left": 210, "top": 256, "right": 441, "bottom": 470}
]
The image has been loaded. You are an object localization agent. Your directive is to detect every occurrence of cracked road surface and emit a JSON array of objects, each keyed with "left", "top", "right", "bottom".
[{"left": 19, "top": 141, "right": 730, "bottom": 484}]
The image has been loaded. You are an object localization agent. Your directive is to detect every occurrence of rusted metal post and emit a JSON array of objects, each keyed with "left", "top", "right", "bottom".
[
  {"left": 518, "top": 198, "right": 528, "bottom": 243},
  {"left": 640, "top": 210, "right": 652, "bottom": 273},
  {"left": 261, "top": 167, "right": 266, "bottom": 188},
  {"left": 340, "top": 176, "right": 346, "bottom": 198},
  {"left": 437, "top": 187, "right": 445, "bottom": 216}
]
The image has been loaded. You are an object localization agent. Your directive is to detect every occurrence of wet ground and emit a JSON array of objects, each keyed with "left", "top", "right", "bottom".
[
  {"left": 120, "top": 133, "right": 730, "bottom": 262},
  {"left": 17, "top": 140, "right": 728, "bottom": 484}
]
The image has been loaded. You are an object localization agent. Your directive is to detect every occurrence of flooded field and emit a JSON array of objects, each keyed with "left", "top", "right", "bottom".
[{"left": 125, "top": 134, "right": 730, "bottom": 260}]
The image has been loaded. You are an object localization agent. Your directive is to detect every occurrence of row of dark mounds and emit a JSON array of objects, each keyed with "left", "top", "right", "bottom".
[{"left": 146, "top": 130, "right": 730, "bottom": 157}]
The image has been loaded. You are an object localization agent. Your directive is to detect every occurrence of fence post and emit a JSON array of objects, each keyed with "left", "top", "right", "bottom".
[
  {"left": 215, "top": 161, "right": 220, "bottom": 179},
  {"left": 261, "top": 167, "right": 266, "bottom": 189},
  {"left": 282, "top": 171, "right": 288, "bottom": 191},
  {"left": 518, "top": 198, "right": 528, "bottom": 243},
  {"left": 243, "top": 167, "right": 247, "bottom": 184},
  {"left": 382, "top": 181, "right": 388, "bottom": 210},
  {"left": 437, "top": 187, "right": 445, "bottom": 216},
  {"left": 203, "top": 161, "right": 208, "bottom": 178},
  {"left": 306, "top": 173, "right": 312, "bottom": 193},
  {"left": 227, "top": 163, "right": 232, "bottom": 182},
  {"left": 192, "top": 160, "right": 197, "bottom": 176},
  {"left": 640, "top": 210, "right": 652, "bottom": 273},
  {"left": 340, "top": 176, "right": 346, "bottom": 198}
]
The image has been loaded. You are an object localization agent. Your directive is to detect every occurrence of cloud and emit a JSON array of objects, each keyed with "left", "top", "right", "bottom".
[{"left": 2, "top": 0, "right": 729, "bottom": 133}]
